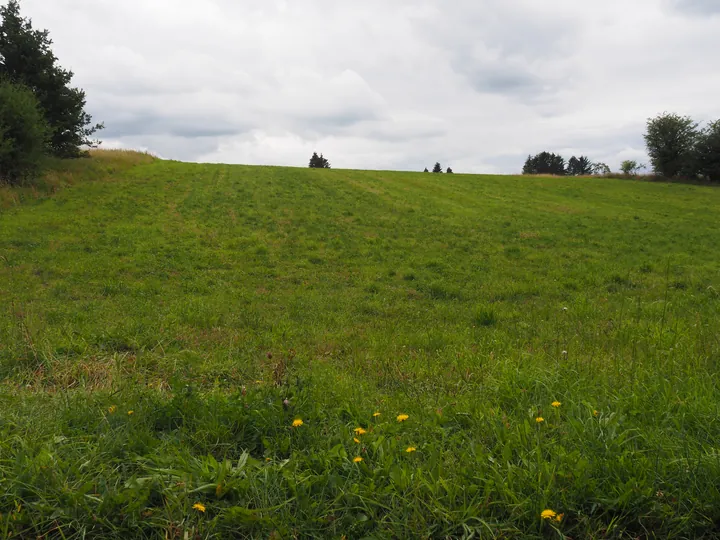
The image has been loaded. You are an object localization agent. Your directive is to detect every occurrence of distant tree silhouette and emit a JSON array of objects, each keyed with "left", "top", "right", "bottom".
[
  {"left": 423, "top": 167, "right": 429, "bottom": 172},
  {"left": 592, "top": 162, "right": 611, "bottom": 175},
  {"left": 432, "top": 162, "right": 443, "bottom": 173},
  {"left": 522, "top": 152, "right": 566, "bottom": 175},
  {"left": 446, "top": 167, "right": 453, "bottom": 174},
  {"left": 308, "top": 152, "right": 330, "bottom": 168},
  {"left": 567, "top": 156, "right": 593, "bottom": 176}
]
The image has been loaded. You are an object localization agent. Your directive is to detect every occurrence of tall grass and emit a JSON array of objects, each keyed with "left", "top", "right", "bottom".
[{"left": 0, "top": 158, "right": 719, "bottom": 537}]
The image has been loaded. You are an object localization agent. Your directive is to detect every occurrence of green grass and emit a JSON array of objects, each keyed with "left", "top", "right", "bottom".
[{"left": 1, "top": 153, "right": 720, "bottom": 538}]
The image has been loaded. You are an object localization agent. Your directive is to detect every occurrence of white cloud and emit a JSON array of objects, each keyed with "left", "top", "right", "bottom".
[{"left": 19, "top": 0, "right": 720, "bottom": 173}]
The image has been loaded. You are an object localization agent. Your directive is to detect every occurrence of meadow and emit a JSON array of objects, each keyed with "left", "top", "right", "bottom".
[{"left": 1, "top": 151, "right": 719, "bottom": 538}]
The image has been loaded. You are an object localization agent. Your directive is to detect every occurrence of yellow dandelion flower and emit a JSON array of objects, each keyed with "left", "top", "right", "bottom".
[
  {"left": 353, "top": 456, "right": 363, "bottom": 463},
  {"left": 265, "top": 457, "right": 271, "bottom": 462},
  {"left": 373, "top": 412, "right": 381, "bottom": 417},
  {"left": 193, "top": 502, "right": 206, "bottom": 513},
  {"left": 551, "top": 401, "right": 561, "bottom": 408},
  {"left": 127, "top": 410, "right": 134, "bottom": 416},
  {"left": 292, "top": 419, "right": 303, "bottom": 427},
  {"left": 396, "top": 414, "right": 409, "bottom": 422},
  {"left": 354, "top": 427, "right": 367, "bottom": 435},
  {"left": 540, "top": 509, "right": 557, "bottom": 520},
  {"left": 535, "top": 417, "right": 544, "bottom": 423},
  {"left": 593, "top": 410, "right": 599, "bottom": 417},
  {"left": 555, "top": 513, "right": 564, "bottom": 523},
  {"left": 108, "top": 405, "right": 117, "bottom": 414},
  {"left": 406, "top": 447, "right": 416, "bottom": 453},
  {"left": 353, "top": 437, "right": 361, "bottom": 444}
]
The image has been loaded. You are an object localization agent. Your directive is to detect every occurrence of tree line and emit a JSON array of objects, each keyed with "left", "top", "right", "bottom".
[
  {"left": 0, "top": 1, "right": 101, "bottom": 185},
  {"left": 522, "top": 113, "right": 720, "bottom": 182}
]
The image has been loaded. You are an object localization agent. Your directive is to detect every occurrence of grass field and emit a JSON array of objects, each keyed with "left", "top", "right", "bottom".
[{"left": 1, "top": 151, "right": 720, "bottom": 538}]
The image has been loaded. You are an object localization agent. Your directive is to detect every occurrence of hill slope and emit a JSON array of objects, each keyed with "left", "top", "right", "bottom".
[{"left": 1, "top": 155, "right": 720, "bottom": 537}]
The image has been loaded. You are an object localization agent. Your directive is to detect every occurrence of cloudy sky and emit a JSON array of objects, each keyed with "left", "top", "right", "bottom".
[{"left": 20, "top": 0, "right": 720, "bottom": 173}]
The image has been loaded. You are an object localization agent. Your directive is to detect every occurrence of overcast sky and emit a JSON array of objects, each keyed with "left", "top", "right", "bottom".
[{"left": 20, "top": 0, "right": 720, "bottom": 173}]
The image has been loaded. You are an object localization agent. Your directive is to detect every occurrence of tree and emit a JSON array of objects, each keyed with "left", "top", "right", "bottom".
[
  {"left": 432, "top": 162, "right": 442, "bottom": 173},
  {"left": 522, "top": 152, "right": 566, "bottom": 175},
  {"left": 0, "top": 0, "right": 102, "bottom": 158},
  {"left": 643, "top": 112, "right": 698, "bottom": 178},
  {"left": 308, "top": 152, "right": 330, "bottom": 168},
  {"left": 566, "top": 155, "right": 593, "bottom": 175},
  {"left": 446, "top": 167, "right": 453, "bottom": 174},
  {"left": 695, "top": 119, "right": 720, "bottom": 182},
  {"left": 423, "top": 167, "right": 429, "bottom": 172},
  {"left": 0, "top": 78, "right": 49, "bottom": 184},
  {"left": 620, "top": 160, "right": 646, "bottom": 176},
  {"left": 592, "top": 162, "right": 611, "bottom": 175}
]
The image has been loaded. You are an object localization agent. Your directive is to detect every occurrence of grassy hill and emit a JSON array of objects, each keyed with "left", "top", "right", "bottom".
[{"left": 1, "top": 151, "right": 719, "bottom": 537}]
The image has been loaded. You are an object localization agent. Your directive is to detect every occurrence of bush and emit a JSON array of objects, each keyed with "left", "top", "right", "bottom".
[{"left": 0, "top": 79, "right": 48, "bottom": 185}]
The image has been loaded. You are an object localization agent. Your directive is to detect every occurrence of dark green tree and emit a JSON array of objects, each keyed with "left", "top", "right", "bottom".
[
  {"left": 695, "top": 120, "right": 720, "bottom": 182},
  {"left": 423, "top": 167, "right": 429, "bottom": 172},
  {"left": 432, "top": 162, "right": 442, "bottom": 173},
  {"left": 566, "top": 155, "right": 594, "bottom": 175},
  {"left": 643, "top": 112, "right": 698, "bottom": 177},
  {"left": 308, "top": 152, "right": 330, "bottom": 168},
  {"left": 522, "top": 152, "right": 565, "bottom": 175},
  {"left": 0, "top": 78, "right": 48, "bottom": 184},
  {"left": 446, "top": 167, "right": 453, "bottom": 173},
  {"left": 0, "top": 0, "right": 102, "bottom": 158}
]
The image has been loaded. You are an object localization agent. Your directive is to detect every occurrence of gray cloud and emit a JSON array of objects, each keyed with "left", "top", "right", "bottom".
[
  {"left": 20, "top": 0, "right": 720, "bottom": 172},
  {"left": 672, "top": 0, "right": 720, "bottom": 15}
]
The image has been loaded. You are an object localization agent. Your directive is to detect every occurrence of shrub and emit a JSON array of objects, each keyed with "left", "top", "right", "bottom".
[{"left": 0, "top": 78, "right": 48, "bottom": 185}]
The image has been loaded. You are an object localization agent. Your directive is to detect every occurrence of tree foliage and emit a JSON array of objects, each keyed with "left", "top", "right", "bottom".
[
  {"left": 432, "top": 162, "right": 442, "bottom": 173},
  {"left": 308, "top": 152, "right": 330, "bottom": 169},
  {"left": 423, "top": 167, "right": 429, "bottom": 173},
  {"left": 446, "top": 167, "right": 453, "bottom": 174},
  {"left": 0, "top": 0, "right": 102, "bottom": 158},
  {"left": 643, "top": 113, "right": 698, "bottom": 178},
  {"left": 567, "top": 156, "right": 593, "bottom": 176},
  {"left": 522, "top": 152, "right": 566, "bottom": 175},
  {"left": 0, "top": 78, "right": 48, "bottom": 184},
  {"left": 592, "top": 162, "right": 611, "bottom": 176},
  {"left": 695, "top": 120, "right": 720, "bottom": 182},
  {"left": 620, "top": 160, "right": 645, "bottom": 176}
]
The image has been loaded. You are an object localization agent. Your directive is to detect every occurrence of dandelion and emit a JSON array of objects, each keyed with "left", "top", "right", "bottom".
[
  {"left": 353, "top": 437, "right": 361, "bottom": 444},
  {"left": 561, "top": 350, "right": 568, "bottom": 356},
  {"left": 354, "top": 427, "right": 367, "bottom": 435},
  {"left": 551, "top": 401, "right": 561, "bottom": 408},
  {"left": 108, "top": 405, "right": 116, "bottom": 414},
  {"left": 536, "top": 417, "right": 545, "bottom": 423},
  {"left": 292, "top": 419, "right": 303, "bottom": 427},
  {"left": 396, "top": 414, "right": 409, "bottom": 422},
  {"left": 127, "top": 410, "right": 134, "bottom": 416},
  {"left": 373, "top": 412, "right": 381, "bottom": 417},
  {"left": 555, "top": 513, "right": 564, "bottom": 522},
  {"left": 193, "top": 503, "right": 206, "bottom": 513},
  {"left": 593, "top": 410, "right": 599, "bottom": 417},
  {"left": 540, "top": 509, "right": 557, "bottom": 520},
  {"left": 406, "top": 447, "right": 416, "bottom": 453},
  {"left": 265, "top": 457, "right": 271, "bottom": 462},
  {"left": 353, "top": 456, "right": 363, "bottom": 463}
]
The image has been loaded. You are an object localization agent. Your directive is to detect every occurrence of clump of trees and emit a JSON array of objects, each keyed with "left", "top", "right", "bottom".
[
  {"left": 0, "top": 0, "right": 102, "bottom": 185},
  {"left": 423, "top": 162, "right": 453, "bottom": 173},
  {"left": 522, "top": 152, "right": 595, "bottom": 176},
  {"left": 308, "top": 152, "right": 330, "bottom": 168},
  {"left": 644, "top": 112, "right": 720, "bottom": 182}
]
